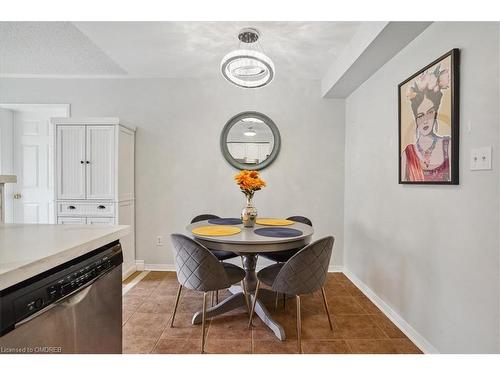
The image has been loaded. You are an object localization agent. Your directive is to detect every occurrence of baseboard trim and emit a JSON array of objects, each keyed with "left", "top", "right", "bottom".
[
  {"left": 122, "top": 271, "right": 149, "bottom": 295},
  {"left": 122, "top": 263, "right": 137, "bottom": 281},
  {"left": 135, "top": 260, "right": 145, "bottom": 271},
  {"left": 343, "top": 268, "right": 439, "bottom": 354},
  {"left": 328, "top": 265, "right": 344, "bottom": 273},
  {"left": 144, "top": 263, "right": 176, "bottom": 272}
]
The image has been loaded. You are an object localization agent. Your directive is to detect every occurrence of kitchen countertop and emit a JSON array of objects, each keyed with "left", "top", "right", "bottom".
[{"left": 0, "top": 223, "right": 130, "bottom": 290}]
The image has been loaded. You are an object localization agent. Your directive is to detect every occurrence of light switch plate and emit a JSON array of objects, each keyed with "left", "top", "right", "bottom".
[{"left": 470, "top": 146, "right": 492, "bottom": 170}]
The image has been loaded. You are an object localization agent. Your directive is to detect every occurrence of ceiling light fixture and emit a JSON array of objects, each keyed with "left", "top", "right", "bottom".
[
  {"left": 241, "top": 117, "right": 264, "bottom": 123},
  {"left": 220, "top": 28, "right": 275, "bottom": 89},
  {"left": 244, "top": 127, "right": 257, "bottom": 137}
]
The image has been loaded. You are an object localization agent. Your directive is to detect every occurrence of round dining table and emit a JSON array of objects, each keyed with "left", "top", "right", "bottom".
[{"left": 186, "top": 219, "right": 314, "bottom": 340}]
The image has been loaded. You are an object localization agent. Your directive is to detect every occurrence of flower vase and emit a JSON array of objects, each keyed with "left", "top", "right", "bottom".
[{"left": 241, "top": 195, "right": 258, "bottom": 228}]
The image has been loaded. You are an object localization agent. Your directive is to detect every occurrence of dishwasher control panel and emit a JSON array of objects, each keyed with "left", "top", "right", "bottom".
[{"left": 0, "top": 241, "right": 122, "bottom": 337}]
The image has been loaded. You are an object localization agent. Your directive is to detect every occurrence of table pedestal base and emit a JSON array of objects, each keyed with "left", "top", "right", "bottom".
[
  {"left": 192, "top": 287, "right": 286, "bottom": 341},
  {"left": 191, "top": 252, "right": 288, "bottom": 341}
]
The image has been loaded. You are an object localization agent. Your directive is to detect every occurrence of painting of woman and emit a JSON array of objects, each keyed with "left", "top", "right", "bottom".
[{"left": 398, "top": 49, "right": 459, "bottom": 184}]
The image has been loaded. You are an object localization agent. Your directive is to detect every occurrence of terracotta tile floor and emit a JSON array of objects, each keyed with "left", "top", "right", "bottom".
[{"left": 122, "top": 271, "right": 422, "bottom": 354}]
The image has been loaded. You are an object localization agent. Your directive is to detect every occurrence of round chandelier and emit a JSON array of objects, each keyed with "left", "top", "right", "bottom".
[{"left": 220, "top": 28, "right": 275, "bottom": 89}]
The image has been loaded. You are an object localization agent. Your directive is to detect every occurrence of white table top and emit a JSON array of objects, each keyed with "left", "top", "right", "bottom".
[
  {"left": 0, "top": 223, "right": 130, "bottom": 290},
  {"left": 186, "top": 220, "right": 314, "bottom": 253}
]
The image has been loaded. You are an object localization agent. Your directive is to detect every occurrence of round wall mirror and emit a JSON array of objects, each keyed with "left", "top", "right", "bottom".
[{"left": 220, "top": 111, "right": 281, "bottom": 170}]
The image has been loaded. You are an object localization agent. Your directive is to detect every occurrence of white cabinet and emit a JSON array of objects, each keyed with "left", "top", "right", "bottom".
[
  {"left": 57, "top": 217, "right": 86, "bottom": 224},
  {"left": 53, "top": 117, "right": 136, "bottom": 279},
  {"left": 57, "top": 126, "right": 86, "bottom": 200},
  {"left": 86, "top": 126, "right": 115, "bottom": 200},
  {"left": 87, "top": 217, "right": 115, "bottom": 225},
  {"left": 56, "top": 125, "right": 115, "bottom": 200},
  {"left": 57, "top": 217, "right": 115, "bottom": 225}
]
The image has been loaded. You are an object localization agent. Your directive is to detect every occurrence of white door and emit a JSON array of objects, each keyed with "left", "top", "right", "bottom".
[
  {"left": 57, "top": 125, "right": 86, "bottom": 200},
  {"left": 12, "top": 111, "right": 55, "bottom": 223},
  {"left": 86, "top": 126, "right": 114, "bottom": 200},
  {"left": 57, "top": 217, "right": 86, "bottom": 224}
]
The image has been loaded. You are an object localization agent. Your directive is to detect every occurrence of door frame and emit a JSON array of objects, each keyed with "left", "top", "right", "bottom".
[{"left": 0, "top": 103, "right": 71, "bottom": 223}]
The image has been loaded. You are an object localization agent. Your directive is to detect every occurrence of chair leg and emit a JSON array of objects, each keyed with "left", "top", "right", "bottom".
[
  {"left": 241, "top": 280, "right": 251, "bottom": 315},
  {"left": 170, "top": 284, "right": 182, "bottom": 328},
  {"left": 248, "top": 280, "right": 260, "bottom": 328},
  {"left": 296, "top": 295, "right": 302, "bottom": 354},
  {"left": 201, "top": 291, "right": 208, "bottom": 354},
  {"left": 216, "top": 290, "right": 219, "bottom": 305},
  {"left": 274, "top": 291, "right": 279, "bottom": 311},
  {"left": 283, "top": 293, "right": 286, "bottom": 311},
  {"left": 320, "top": 287, "right": 334, "bottom": 331},
  {"left": 211, "top": 291, "right": 214, "bottom": 307}
]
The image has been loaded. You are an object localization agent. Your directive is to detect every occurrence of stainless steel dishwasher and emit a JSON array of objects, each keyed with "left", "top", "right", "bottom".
[{"left": 0, "top": 241, "right": 123, "bottom": 354}]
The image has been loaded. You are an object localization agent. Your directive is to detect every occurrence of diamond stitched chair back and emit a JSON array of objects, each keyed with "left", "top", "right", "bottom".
[
  {"left": 248, "top": 236, "right": 335, "bottom": 353},
  {"left": 287, "top": 215, "right": 313, "bottom": 227},
  {"left": 169, "top": 234, "right": 246, "bottom": 353},
  {"left": 259, "top": 215, "right": 313, "bottom": 263},
  {"left": 171, "top": 233, "right": 231, "bottom": 291},
  {"left": 190, "top": 214, "right": 220, "bottom": 224},
  {"left": 272, "top": 236, "right": 334, "bottom": 296},
  {"left": 190, "top": 214, "right": 238, "bottom": 262}
]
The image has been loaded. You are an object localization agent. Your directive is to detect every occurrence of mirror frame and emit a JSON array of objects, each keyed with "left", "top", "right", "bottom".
[{"left": 220, "top": 111, "right": 281, "bottom": 171}]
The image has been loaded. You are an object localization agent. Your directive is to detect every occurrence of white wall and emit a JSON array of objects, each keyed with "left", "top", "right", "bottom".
[
  {"left": 0, "top": 77, "right": 345, "bottom": 268},
  {"left": 0, "top": 108, "right": 13, "bottom": 175},
  {"left": 344, "top": 22, "right": 500, "bottom": 353},
  {"left": 0, "top": 108, "right": 14, "bottom": 222}
]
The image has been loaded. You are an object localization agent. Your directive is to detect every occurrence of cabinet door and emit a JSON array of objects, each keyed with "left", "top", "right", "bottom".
[
  {"left": 57, "top": 126, "right": 86, "bottom": 200},
  {"left": 86, "top": 217, "right": 114, "bottom": 225},
  {"left": 86, "top": 126, "right": 115, "bottom": 200},
  {"left": 57, "top": 217, "right": 86, "bottom": 224}
]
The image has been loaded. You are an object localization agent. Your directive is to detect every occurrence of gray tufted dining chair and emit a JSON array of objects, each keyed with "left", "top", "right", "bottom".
[
  {"left": 248, "top": 236, "right": 335, "bottom": 353},
  {"left": 190, "top": 214, "right": 238, "bottom": 261},
  {"left": 259, "top": 216, "right": 313, "bottom": 263},
  {"left": 170, "top": 234, "right": 249, "bottom": 353},
  {"left": 259, "top": 215, "right": 313, "bottom": 310},
  {"left": 190, "top": 214, "right": 239, "bottom": 305}
]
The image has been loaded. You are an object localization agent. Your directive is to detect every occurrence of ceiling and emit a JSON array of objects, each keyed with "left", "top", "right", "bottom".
[
  {"left": 0, "top": 22, "right": 126, "bottom": 75},
  {"left": 0, "top": 21, "right": 362, "bottom": 79}
]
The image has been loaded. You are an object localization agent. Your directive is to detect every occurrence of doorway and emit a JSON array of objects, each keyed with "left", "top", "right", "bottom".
[{"left": 0, "top": 104, "right": 70, "bottom": 223}]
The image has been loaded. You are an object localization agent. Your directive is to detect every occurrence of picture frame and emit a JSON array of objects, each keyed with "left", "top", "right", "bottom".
[{"left": 398, "top": 48, "right": 460, "bottom": 185}]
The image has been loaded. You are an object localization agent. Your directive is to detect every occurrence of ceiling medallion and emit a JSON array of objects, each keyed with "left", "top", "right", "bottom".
[{"left": 220, "top": 28, "right": 275, "bottom": 89}]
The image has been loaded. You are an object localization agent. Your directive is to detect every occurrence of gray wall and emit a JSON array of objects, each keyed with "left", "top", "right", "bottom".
[
  {"left": 0, "top": 77, "right": 346, "bottom": 268},
  {"left": 344, "top": 22, "right": 500, "bottom": 353}
]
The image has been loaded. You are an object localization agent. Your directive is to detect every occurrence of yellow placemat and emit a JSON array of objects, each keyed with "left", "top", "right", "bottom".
[
  {"left": 256, "top": 218, "right": 295, "bottom": 226},
  {"left": 192, "top": 225, "right": 242, "bottom": 236}
]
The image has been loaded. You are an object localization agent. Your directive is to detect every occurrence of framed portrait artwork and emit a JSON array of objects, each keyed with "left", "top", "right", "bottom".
[{"left": 398, "top": 48, "right": 460, "bottom": 184}]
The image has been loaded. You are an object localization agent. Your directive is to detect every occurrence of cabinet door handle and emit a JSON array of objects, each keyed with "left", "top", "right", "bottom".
[
  {"left": 97, "top": 205, "right": 106, "bottom": 210},
  {"left": 80, "top": 161, "right": 84, "bottom": 164},
  {"left": 68, "top": 205, "right": 76, "bottom": 210},
  {"left": 86, "top": 161, "right": 90, "bottom": 164}
]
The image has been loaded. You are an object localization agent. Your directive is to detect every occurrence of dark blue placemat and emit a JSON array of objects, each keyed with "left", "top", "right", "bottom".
[
  {"left": 208, "top": 218, "right": 243, "bottom": 225},
  {"left": 254, "top": 227, "right": 303, "bottom": 238}
]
